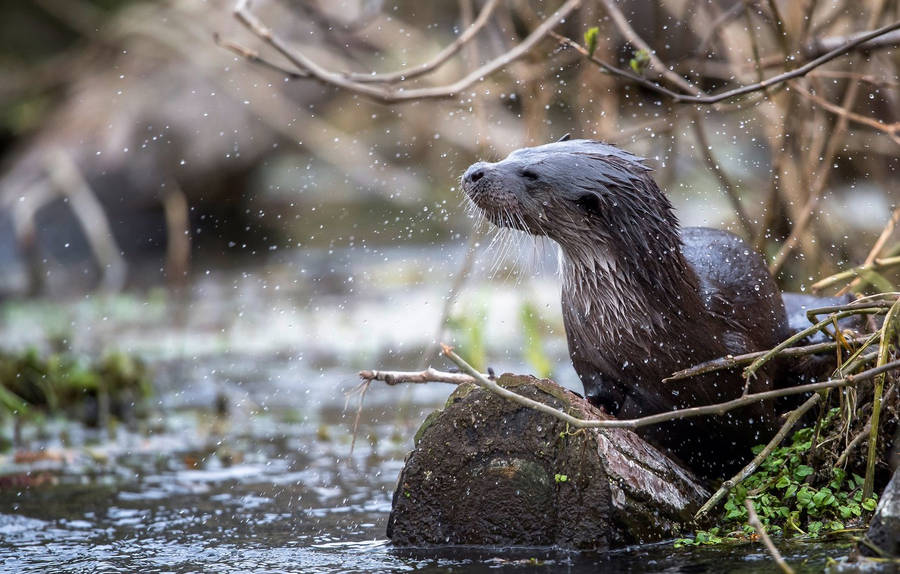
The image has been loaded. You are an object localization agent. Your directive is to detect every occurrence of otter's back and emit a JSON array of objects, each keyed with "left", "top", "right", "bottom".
[{"left": 681, "top": 227, "right": 789, "bottom": 354}]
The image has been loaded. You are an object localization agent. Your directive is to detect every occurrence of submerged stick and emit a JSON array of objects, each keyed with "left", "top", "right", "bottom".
[{"left": 745, "top": 499, "right": 796, "bottom": 574}]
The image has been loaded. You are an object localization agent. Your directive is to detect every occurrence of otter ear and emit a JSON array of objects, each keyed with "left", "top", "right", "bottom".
[{"left": 557, "top": 133, "right": 571, "bottom": 142}]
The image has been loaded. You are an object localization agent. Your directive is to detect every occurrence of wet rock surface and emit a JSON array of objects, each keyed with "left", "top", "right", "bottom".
[
  {"left": 862, "top": 467, "right": 899, "bottom": 558},
  {"left": 387, "top": 375, "right": 709, "bottom": 550}
]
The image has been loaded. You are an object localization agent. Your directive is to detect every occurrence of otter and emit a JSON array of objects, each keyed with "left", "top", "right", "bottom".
[{"left": 462, "top": 138, "right": 798, "bottom": 478}]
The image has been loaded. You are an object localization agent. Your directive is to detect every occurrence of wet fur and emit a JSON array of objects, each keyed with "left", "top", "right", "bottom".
[{"left": 463, "top": 139, "right": 793, "bottom": 477}]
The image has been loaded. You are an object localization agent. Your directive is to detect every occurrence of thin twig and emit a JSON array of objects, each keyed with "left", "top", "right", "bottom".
[
  {"left": 234, "top": 0, "right": 581, "bottom": 104},
  {"left": 213, "top": 33, "right": 308, "bottom": 78},
  {"left": 836, "top": 209, "right": 900, "bottom": 296},
  {"left": 768, "top": 6, "right": 888, "bottom": 274},
  {"left": 742, "top": 308, "right": 887, "bottom": 385},
  {"left": 696, "top": 394, "right": 821, "bottom": 521},
  {"left": 556, "top": 20, "right": 900, "bottom": 105},
  {"left": 597, "top": 0, "right": 700, "bottom": 96},
  {"left": 690, "top": 110, "right": 754, "bottom": 237},
  {"left": 811, "top": 256, "right": 900, "bottom": 293},
  {"left": 664, "top": 336, "right": 873, "bottom": 383},
  {"left": 835, "top": 421, "right": 871, "bottom": 468},
  {"left": 745, "top": 499, "right": 796, "bottom": 574},
  {"left": 358, "top": 367, "right": 480, "bottom": 385},
  {"left": 793, "top": 83, "right": 900, "bottom": 145},
  {"left": 436, "top": 345, "right": 900, "bottom": 431},
  {"left": 345, "top": 0, "right": 501, "bottom": 84},
  {"left": 805, "top": 298, "right": 898, "bottom": 322}
]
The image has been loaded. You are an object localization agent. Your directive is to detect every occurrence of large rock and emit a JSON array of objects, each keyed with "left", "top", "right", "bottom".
[
  {"left": 387, "top": 374, "right": 709, "bottom": 550},
  {"left": 862, "top": 467, "right": 899, "bottom": 558}
]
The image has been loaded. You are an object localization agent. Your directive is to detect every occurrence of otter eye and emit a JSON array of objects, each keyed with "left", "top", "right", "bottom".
[
  {"left": 521, "top": 169, "right": 539, "bottom": 181},
  {"left": 577, "top": 193, "right": 601, "bottom": 212}
]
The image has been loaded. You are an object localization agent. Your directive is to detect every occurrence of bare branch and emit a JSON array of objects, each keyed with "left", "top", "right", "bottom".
[
  {"left": 597, "top": 0, "right": 701, "bottom": 96},
  {"left": 807, "top": 27, "right": 900, "bottom": 60},
  {"left": 213, "top": 33, "right": 308, "bottom": 79},
  {"left": 45, "top": 149, "right": 127, "bottom": 292},
  {"left": 664, "top": 336, "right": 874, "bottom": 383},
  {"left": 836, "top": 208, "right": 900, "bottom": 296},
  {"left": 358, "top": 367, "right": 480, "bottom": 385},
  {"left": 431, "top": 344, "right": 900, "bottom": 431},
  {"left": 835, "top": 421, "right": 871, "bottom": 468},
  {"left": 742, "top": 308, "right": 887, "bottom": 385},
  {"left": 793, "top": 83, "right": 900, "bottom": 145},
  {"left": 556, "top": 19, "right": 900, "bottom": 105},
  {"left": 811, "top": 256, "right": 900, "bottom": 293},
  {"left": 345, "top": 0, "right": 501, "bottom": 84},
  {"left": 234, "top": 0, "right": 581, "bottom": 104},
  {"left": 745, "top": 499, "right": 796, "bottom": 574},
  {"left": 690, "top": 111, "right": 755, "bottom": 237}
]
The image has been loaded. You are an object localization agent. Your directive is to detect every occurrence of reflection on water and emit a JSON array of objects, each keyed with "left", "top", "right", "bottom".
[{"left": 0, "top": 246, "right": 854, "bottom": 572}]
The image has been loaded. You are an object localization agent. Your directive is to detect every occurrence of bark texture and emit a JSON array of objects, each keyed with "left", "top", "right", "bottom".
[{"left": 387, "top": 374, "right": 710, "bottom": 550}]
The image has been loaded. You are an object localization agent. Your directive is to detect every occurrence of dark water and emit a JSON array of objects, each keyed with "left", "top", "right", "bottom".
[
  {"left": 0, "top": 248, "right": 861, "bottom": 572},
  {"left": 0, "top": 376, "right": 852, "bottom": 573}
]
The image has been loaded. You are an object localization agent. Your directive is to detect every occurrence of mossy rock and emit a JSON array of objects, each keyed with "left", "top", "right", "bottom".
[{"left": 388, "top": 374, "right": 708, "bottom": 550}]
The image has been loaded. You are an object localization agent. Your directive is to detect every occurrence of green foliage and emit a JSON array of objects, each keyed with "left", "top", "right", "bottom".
[
  {"left": 583, "top": 27, "right": 599, "bottom": 57},
  {"left": 447, "top": 304, "right": 487, "bottom": 371},
  {"left": 0, "top": 348, "right": 152, "bottom": 424},
  {"left": 519, "top": 302, "right": 553, "bottom": 379},
  {"left": 629, "top": 49, "right": 651, "bottom": 75},
  {"left": 554, "top": 473, "right": 568, "bottom": 483},
  {"left": 676, "top": 410, "right": 879, "bottom": 547},
  {"left": 674, "top": 527, "right": 730, "bottom": 548}
]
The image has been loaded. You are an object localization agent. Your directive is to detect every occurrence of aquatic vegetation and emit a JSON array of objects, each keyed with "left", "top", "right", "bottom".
[
  {"left": 676, "top": 410, "right": 881, "bottom": 547},
  {"left": 0, "top": 348, "right": 152, "bottom": 427}
]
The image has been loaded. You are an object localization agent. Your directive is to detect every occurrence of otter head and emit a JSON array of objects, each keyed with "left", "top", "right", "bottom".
[{"left": 462, "top": 138, "right": 679, "bottom": 253}]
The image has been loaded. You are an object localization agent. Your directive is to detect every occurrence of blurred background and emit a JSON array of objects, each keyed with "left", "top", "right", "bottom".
[{"left": 0, "top": 0, "right": 897, "bottom": 571}]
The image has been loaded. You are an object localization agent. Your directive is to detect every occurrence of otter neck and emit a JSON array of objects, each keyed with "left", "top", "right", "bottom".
[{"left": 556, "top": 226, "right": 709, "bottom": 349}]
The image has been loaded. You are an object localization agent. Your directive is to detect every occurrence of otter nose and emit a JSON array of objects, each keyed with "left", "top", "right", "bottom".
[{"left": 464, "top": 162, "right": 488, "bottom": 184}]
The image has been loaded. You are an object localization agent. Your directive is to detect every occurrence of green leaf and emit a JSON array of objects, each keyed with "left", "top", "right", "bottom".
[
  {"left": 862, "top": 498, "right": 878, "bottom": 512},
  {"left": 794, "top": 465, "right": 814, "bottom": 479},
  {"left": 776, "top": 475, "right": 791, "bottom": 488},
  {"left": 628, "top": 49, "right": 651, "bottom": 75},
  {"left": 584, "top": 27, "right": 599, "bottom": 57},
  {"left": 812, "top": 488, "right": 832, "bottom": 507},
  {"left": 725, "top": 508, "right": 745, "bottom": 520}
]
